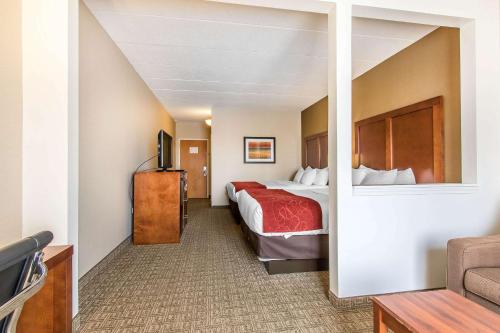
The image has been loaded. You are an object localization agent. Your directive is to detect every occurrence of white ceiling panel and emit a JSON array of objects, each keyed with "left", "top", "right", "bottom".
[
  {"left": 94, "top": 12, "right": 328, "bottom": 57},
  {"left": 84, "top": 0, "right": 437, "bottom": 121},
  {"left": 352, "top": 60, "right": 379, "bottom": 79},
  {"left": 352, "top": 17, "right": 437, "bottom": 77},
  {"left": 84, "top": 0, "right": 329, "bottom": 31},
  {"left": 352, "top": 17, "right": 437, "bottom": 40},
  {"left": 352, "top": 35, "right": 415, "bottom": 63},
  {"left": 147, "top": 79, "right": 322, "bottom": 97},
  {"left": 132, "top": 60, "right": 326, "bottom": 87}
]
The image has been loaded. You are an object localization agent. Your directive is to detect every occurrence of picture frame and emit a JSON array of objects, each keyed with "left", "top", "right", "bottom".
[{"left": 243, "top": 137, "right": 276, "bottom": 164}]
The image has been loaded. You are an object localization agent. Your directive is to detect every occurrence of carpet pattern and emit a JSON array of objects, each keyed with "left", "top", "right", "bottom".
[{"left": 78, "top": 200, "right": 373, "bottom": 332}]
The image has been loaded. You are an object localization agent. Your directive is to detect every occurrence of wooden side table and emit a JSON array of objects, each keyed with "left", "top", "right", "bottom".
[
  {"left": 372, "top": 290, "right": 500, "bottom": 333},
  {"left": 17, "top": 245, "right": 73, "bottom": 333}
]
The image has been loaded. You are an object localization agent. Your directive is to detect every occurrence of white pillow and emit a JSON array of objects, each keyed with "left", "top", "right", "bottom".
[
  {"left": 395, "top": 168, "right": 416, "bottom": 185},
  {"left": 361, "top": 169, "right": 398, "bottom": 185},
  {"left": 293, "top": 167, "right": 305, "bottom": 183},
  {"left": 359, "top": 165, "right": 376, "bottom": 173},
  {"left": 352, "top": 168, "right": 369, "bottom": 185},
  {"left": 300, "top": 168, "right": 317, "bottom": 185},
  {"left": 313, "top": 168, "right": 329, "bottom": 186}
]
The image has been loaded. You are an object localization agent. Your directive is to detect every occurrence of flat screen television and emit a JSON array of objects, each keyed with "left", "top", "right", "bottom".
[{"left": 158, "top": 130, "right": 173, "bottom": 169}]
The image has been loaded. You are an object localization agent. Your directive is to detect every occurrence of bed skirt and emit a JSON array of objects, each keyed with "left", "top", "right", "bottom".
[
  {"left": 240, "top": 222, "right": 328, "bottom": 274},
  {"left": 240, "top": 221, "right": 328, "bottom": 260}
]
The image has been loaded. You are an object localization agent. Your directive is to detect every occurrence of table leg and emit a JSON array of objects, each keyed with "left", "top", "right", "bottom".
[{"left": 373, "top": 303, "right": 388, "bottom": 333}]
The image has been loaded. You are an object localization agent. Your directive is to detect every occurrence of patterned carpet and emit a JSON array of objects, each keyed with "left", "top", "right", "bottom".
[{"left": 78, "top": 200, "right": 373, "bottom": 332}]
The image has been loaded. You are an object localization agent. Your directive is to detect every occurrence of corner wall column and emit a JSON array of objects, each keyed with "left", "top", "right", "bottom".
[{"left": 22, "top": 0, "right": 79, "bottom": 316}]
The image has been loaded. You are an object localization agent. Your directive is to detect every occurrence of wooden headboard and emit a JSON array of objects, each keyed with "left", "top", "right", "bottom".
[
  {"left": 354, "top": 96, "right": 444, "bottom": 183},
  {"left": 304, "top": 131, "right": 328, "bottom": 168}
]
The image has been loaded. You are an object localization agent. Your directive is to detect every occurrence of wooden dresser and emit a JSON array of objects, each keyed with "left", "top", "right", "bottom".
[
  {"left": 133, "top": 170, "right": 188, "bottom": 244},
  {"left": 18, "top": 245, "right": 73, "bottom": 333}
]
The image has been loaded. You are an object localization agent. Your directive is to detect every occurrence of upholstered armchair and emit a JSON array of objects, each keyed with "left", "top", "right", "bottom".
[{"left": 447, "top": 234, "right": 500, "bottom": 313}]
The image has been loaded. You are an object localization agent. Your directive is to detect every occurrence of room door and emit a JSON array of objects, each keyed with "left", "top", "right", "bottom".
[{"left": 180, "top": 140, "right": 208, "bottom": 198}]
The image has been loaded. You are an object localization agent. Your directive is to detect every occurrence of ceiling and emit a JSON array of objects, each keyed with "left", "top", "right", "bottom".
[
  {"left": 352, "top": 18, "right": 437, "bottom": 78},
  {"left": 84, "top": 0, "right": 437, "bottom": 121}
]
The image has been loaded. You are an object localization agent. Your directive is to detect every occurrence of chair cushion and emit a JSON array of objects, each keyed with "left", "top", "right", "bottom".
[{"left": 464, "top": 267, "right": 500, "bottom": 305}]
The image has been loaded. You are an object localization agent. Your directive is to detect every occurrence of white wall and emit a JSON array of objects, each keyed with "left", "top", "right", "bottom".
[
  {"left": 22, "top": 0, "right": 77, "bottom": 244},
  {"left": 79, "top": 2, "right": 175, "bottom": 278},
  {"left": 0, "top": 0, "right": 22, "bottom": 247},
  {"left": 329, "top": 0, "right": 500, "bottom": 298},
  {"left": 211, "top": 110, "right": 301, "bottom": 205},
  {"left": 22, "top": 0, "right": 80, "bottom": 314}
]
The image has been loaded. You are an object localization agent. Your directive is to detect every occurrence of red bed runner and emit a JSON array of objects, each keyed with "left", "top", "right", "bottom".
[
  {"left": 245, "top": 189, "right": 322, "bottom": 233},
  {"left": 231, "top": 181, "right": 266, "bottom": 193}
]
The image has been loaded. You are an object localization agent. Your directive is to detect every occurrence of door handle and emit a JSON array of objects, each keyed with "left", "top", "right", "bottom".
[{"left": 203, "top": 166, "right": 207, "bottom": 177}]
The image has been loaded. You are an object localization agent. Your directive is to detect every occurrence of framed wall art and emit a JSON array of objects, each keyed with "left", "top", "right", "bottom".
[{"left": 243, "top": 137, "right": 276, "bottom": 164}]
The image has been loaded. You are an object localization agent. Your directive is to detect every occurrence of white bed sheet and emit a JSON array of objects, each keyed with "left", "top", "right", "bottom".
[
  {"left": 237, "top": 188, "right": 329, "bottom": 238},
  {"left": 226, "top": 180, "right": 328, "bottom": 202}
]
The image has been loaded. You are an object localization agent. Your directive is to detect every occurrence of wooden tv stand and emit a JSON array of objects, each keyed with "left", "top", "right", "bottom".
[{"left": 133, "top": 170, "right": 188, "bottom": 244}]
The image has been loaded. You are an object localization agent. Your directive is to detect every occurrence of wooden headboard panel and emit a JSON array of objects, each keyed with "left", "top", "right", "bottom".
[
  {"left": 354, "top": 96, "right": 444, "bottom": 183},
  {"left": 304, "top": 131, "right": 328, "bottom": 168}
]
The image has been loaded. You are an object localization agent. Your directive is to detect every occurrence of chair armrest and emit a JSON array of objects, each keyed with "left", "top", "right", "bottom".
[
  {"left": 0, "top": 251, "right": 48, "bottom": 328},
  {"left": 447, "top": 234, "right": 500, "bottom": 296}
]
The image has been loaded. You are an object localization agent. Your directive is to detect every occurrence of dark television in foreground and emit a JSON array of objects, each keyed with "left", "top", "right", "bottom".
[{"left": 158, "top": 130, "right": 173, "bottom": 169}]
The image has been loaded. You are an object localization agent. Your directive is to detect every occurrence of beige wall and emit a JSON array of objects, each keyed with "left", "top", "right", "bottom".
[
  {"left": 79, "top": 2, "right": 175, "bottom": 277},
  {"left": 0, "top": 1, "right": 22, "bottom": 246},
  {"left": 175, "top": 121, "right": 211, "bottom": 141},
  {"left": 301, "top": 96, "right": 328, "bottom": 165},
  {"left": 175, "top": 121, "right": 211, "bottom": 194},
  {"left": 211, "top": 110, "right": 301, "bottom": 205},
  {"left": 352, "top": 27, "right": 461, "bottom": 182}
]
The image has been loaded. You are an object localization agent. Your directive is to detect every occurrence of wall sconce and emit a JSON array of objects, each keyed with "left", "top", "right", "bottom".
[{"left": 205, "top": 119, "right": 212, "bottom": 127}]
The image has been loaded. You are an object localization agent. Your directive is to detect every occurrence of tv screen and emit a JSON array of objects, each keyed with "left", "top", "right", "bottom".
[{"left": 158, "top": 130, "right": 173, "bottom": 169}]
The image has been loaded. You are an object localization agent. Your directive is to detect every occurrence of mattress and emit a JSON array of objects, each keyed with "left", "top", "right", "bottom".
[
  {"left": 237, "top": 188, "right": 329, "bottom": 238},
  {"left": 226, "top": 180, "right": 328, "bottom": 202}
]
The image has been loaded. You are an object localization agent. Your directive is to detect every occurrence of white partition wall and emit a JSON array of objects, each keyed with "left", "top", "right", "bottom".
[{"left": 329, "top": 0, "right": 500, "bottom": 298}]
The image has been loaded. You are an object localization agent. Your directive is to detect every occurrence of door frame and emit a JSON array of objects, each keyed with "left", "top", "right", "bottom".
[{"left": 177, "top": 138, "right": 210, "bottom": 198}]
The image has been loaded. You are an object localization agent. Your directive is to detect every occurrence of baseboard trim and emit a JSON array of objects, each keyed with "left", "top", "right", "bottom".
[
  {"left": 72, "top": 313, "right": 80, "bottom": 333},
  {"left": 329, "top": 290, "right": 372, "bottom": 310},
  {"left": 78, "top": 236, "right": 132, "bottom": 290},
  {"left": 328, "top": 288, "right": 445, "bottom": 310}
]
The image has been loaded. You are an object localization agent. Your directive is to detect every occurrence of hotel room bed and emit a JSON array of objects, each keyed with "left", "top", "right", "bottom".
[
  {"left": 226, "top": 180, "right": 328, "bottom": 202},
  {"left": 237, "top": 187, "right": 329, "bottom": 274},
  {"left": 226, "top": 180, "right": 328, "bottom": 221}
]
